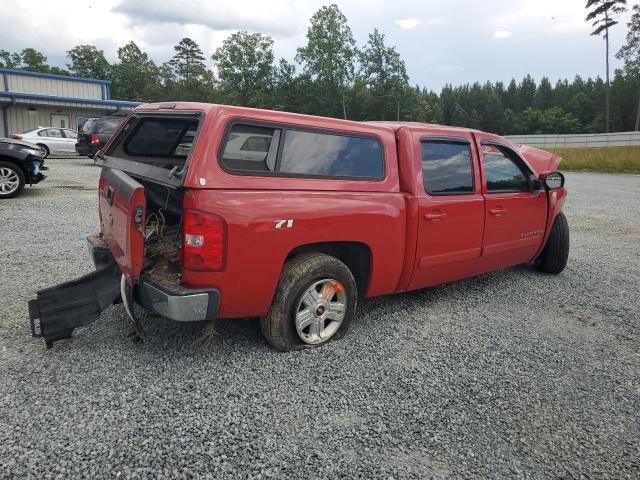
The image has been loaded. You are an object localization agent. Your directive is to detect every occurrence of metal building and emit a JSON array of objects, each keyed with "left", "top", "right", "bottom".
[{"left": 0, "top": 68, "right": 140, "bottom": 137}]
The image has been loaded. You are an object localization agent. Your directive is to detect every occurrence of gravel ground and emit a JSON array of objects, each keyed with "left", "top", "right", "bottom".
[{"left": 1, "top": 158, "right": 639, "bottom": 479}]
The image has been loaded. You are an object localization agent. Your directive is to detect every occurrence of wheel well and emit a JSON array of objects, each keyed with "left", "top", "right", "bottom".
[
  {"left": 285, "top": 242, "right": 372, "bottom": 298},
  {"left": 0, "top": 155, "right": 28, "bottom": 175}
]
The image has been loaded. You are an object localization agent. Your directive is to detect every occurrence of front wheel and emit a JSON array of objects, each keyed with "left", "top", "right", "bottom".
[
  {"left": 261, "top": 253, "right": 358, "bottom": 351},
  {"left": 0, "top": 161, "right": 26, "bottom": 198},
  {"left": 535, "top": 212, "right": 569, "bottom": 274}
]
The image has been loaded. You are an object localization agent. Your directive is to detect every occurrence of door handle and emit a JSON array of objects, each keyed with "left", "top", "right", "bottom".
[
  {"left": 425, "top": 212, "right": 448, "bottom": 223},
  {"left": 489, "top": 207, "right": 507, "bottom": 216}
]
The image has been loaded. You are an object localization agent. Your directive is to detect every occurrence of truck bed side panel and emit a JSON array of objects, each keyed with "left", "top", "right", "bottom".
[{"left": 181, "top": 189, "right": 407, "bottom": 319}]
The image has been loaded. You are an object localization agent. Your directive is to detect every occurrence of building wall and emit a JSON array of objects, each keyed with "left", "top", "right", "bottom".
[
  {"left": 2, "top": 104, "right": 119, "bottom": 135},
  {"left": 4, "top": 71, "right": 105, "bottom": 100}
]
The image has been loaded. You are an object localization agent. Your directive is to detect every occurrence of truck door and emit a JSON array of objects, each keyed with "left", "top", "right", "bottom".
[
  {"left": 409, "top": 134, "right": 485, "bottom": 290},
  {"left": 475, "top": 138, "right": 547, "bottom": 267}
]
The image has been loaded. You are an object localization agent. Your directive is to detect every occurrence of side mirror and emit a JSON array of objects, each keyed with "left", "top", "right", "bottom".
[{"left": 541, "top": 171, "right": 564, "bottom": 190}]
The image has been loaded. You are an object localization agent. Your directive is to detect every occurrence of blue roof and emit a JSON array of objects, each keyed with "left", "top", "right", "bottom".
[
  {"left": 0, "top": 68, "right": 110, "bottom": 85},
  {"left": 0, "top": 91, "right": 141, "bottom": 108}
]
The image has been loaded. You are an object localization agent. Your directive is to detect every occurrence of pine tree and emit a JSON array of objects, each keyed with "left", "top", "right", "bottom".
[
  {"left": 585, "top": 0, "right": 627, "bottom": 132},
  {"left": 616, "top": 4, "right": 640, "bottom": 130}
]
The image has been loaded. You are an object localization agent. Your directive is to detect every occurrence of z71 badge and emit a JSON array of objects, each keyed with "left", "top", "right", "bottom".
[{"left": 274, "top": 219, "right": 294, "bottom": 229}]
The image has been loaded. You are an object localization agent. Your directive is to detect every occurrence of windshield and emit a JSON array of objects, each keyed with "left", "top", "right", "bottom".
[{"left": 97, "top": 117, "right": 124, "bottom": 134}]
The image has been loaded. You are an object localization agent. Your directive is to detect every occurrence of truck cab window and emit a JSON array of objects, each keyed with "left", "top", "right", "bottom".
[
  {"left": 221, "top": 124, "right": 277, "bottom": 172},
  {"left": 482, "top": 144, "right": 530, "bottom": 193},
  {"left": 421, "top": 141, "right": 474, "bottom": 195},
  {"left": 279, "top": 130, "right": 384, "bottom": 179}
]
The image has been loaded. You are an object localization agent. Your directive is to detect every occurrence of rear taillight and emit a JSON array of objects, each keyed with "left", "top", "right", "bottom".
[
  {"left": 90, "top": 133, "right": 100, "bottom": 145},
  {"left": 182, "top": 209, "right": 226, "bottom": 271},
  {"left": 12, "top": 135, "right": 23, "bottom": 140}
]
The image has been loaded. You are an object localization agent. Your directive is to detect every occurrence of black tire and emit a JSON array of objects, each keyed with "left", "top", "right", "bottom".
[
  {"left": 261, "top": 253, "right": 358, "bottom": 352},
  {"left": 0, "top": 160, "right": 26, "bottom": 199},
  {"left": 36, "top": 144, "right": 50, "bottom": 158},
  {"left": 535, "top": 212, "right": 569, "bottom": 274}
]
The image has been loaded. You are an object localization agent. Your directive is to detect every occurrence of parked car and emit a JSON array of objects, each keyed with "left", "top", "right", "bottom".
[
  {"left": 10, "top": 127, "right": 78, "bottom": 158},
  {"left": 0, "top": 138, "right": 47, "bottom": 198},
  {"left": 29, "top": 103, "right": 569, "bottom": 349},
  {"left": 75, "top": 116, "right": 125, "bottom": 158}
]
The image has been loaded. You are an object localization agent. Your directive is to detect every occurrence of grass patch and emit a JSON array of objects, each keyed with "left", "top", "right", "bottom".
[{"left": 548, "top": 147, "right": 640, "bottom": 174}]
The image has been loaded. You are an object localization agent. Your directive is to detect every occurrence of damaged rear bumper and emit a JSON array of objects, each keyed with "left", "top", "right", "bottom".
[
  {"left": 28, "top": 236, "right": 220, "bottom": 347},
  {"left": 138, "top": 278, "right": 219, "bottom": 322}
]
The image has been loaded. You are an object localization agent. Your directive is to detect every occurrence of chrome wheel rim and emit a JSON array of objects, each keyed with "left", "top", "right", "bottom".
[
  {"left": 295, "top": 278, "right": 347, "bottom": 345},
  {"left": 0, "top": 167, "right": 19, "bottom": 195},
  {"left": 39, "top": 145, "right": 48, "bottom": 157}
]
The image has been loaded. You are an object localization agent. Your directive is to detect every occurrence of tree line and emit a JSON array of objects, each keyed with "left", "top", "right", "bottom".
[{"left": 1, "top": 3, "right": 640, "bottom": 135}]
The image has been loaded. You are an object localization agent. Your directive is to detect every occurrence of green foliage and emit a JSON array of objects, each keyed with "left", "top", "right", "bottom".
[
  {"left": 0, "top": 48, "right": 68, "bottom": 74},
  {"left": 296, "top": 4, "right": 357, "bottom": 117},
  {"left": 585, "top": 0, "right": 627, "bottom": 132},
  {"left": 111, "top": 42, "right": 159, "bottom": 102},
  {"left": 616, "top": 4, "right": 640, "bottom": 76},
  {"left": 19, "top": 48, "right": 51, "bottom": 73},
  {"left": 616, "top": 4, "right": 640, "bottom": 130},
  {"left": 585, "top": 0, "right": 627, "bottom": 36},
  {"left": 166, "top": 38, "right": 214, "bottom": 101},
  {"left": 0, "top": 50, "right": 22, "bottom": 69},
  {"left": 2, "top": 3, "right": 639, "bottom": 135},
  {"left": 358, "top": 28, "right": 409, "bottom": 120},
  {"left": 212, "top": 31, "right": 275, "bottom": 108},
  {"left": 66, "top": 45, "right": 110, "bottom": 79},
  {"left": 169, "top": 38, "right": 206, "bottom": 82}
]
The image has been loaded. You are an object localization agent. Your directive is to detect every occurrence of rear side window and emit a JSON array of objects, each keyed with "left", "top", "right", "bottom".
[
  {"left": 220, "top": 123, "right": 384, "bottom": 180},
  {"left": 125, "top": 118, "right": 199, "bottom": 158},
  {"left": 44, "top": 129, "right": 63, "bottom": 138},
  {"left": 280, "top": 130, "right": 383, "bottom": 179},
  {"left": 421, "top": 140, "right": 474, "bottom": 195},
  {"left": 221, "top": 124, "right": 277, "bottom": 172}
]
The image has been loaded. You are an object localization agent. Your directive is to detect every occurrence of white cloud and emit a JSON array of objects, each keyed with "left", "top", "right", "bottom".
[
  {"left": 426, "top": 18, "right": 445, "bottom": 26},
  {"left": 395, "top": 18, "right": 421, "bottom": 29},
  {"left": 494, "top": 30, "right": 513, "bottom": 39},
  {"left": 114, "top": 0, "right": 310, "bottom": 37},
  {"left": 434, "top": 65, "right": 463, "bottom": 73}
]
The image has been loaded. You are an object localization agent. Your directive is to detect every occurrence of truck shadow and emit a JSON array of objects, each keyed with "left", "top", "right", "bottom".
[{"left": 83, "top": 264, "right": 542, "bottom": 353}]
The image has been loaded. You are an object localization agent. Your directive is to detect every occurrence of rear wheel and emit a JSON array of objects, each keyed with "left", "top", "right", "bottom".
[
  {"left": 0, "top": 161, "right": 26, "bottom": 198},
  {"left": 37, "top": 144, "right": 50, "bottom": 158},
  {"left": 535, "top": 212, "right": 569, "bottom": 274},
  {"left": 261, "top": 253, "right": 358, "bottom": 351}
]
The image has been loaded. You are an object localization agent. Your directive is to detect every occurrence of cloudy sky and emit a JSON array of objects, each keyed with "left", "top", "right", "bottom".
[{"left": 0, "top": 0, "right": 633, "bottom": 91}]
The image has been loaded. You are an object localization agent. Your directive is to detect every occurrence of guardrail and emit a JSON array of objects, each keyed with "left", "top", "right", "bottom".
[{"left": 506, "top": 131, "right": 640, "bottom": 148}]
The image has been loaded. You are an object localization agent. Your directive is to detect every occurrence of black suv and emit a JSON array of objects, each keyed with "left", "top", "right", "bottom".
[
  {"left": 0, "top": 138, "right": 47, "bottom": 198},
  {"left": 75, "top": 116, "right": 125, "bottom": 158}
]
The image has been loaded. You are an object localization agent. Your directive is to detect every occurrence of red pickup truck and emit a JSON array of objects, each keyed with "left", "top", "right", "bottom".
[{"left": 29, "top": 102, "right": 569, "bottom": 350}]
